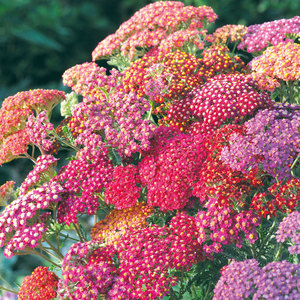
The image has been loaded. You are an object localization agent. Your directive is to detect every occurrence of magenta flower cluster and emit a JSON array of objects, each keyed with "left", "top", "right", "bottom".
[{"left": 238, "top": 16, "right": 300, "bottom": 53}]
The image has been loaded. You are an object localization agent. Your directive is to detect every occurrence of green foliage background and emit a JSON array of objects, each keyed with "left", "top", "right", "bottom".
[{"left": 0, "top": 0, "right": 299, "bottom": 293}]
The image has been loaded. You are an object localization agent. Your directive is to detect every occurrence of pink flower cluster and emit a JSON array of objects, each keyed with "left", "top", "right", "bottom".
[
  {"left": 0, "top": 180, "right": 64, "bottom": 257},
  {"left": 26, "top": 111, "right": 54, "bottom": 152},
  {"left": 19, "top": 154, "right": 58, "bottom": 196},
  {"left": 276, "top": 211, "right": 300, "bottom": 255},
  {"left": 92, "top": 1, "right": 217, "bottom": 60},
  {"left": 58, "top": 145, "right": 113, "bottom": 225},
  {"left": 59, "top": 242, "right": 118, "bottom": 300},
  {"left": 238, "top": 16, "right": 300, "bottom": 53}
]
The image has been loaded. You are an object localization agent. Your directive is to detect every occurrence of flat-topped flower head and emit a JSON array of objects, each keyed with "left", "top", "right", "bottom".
[
  {"left": 19, "top": 154, "right": 58, "bottom": 196},
  {"left": 238, "top": 16, "right": 300, "bottom": 53},
  {"left": 276, "top": 211, "right": 300, "bottom": 255},
  {"left": 249, "top": 42, "right": 300, "bottom": 94},
  {"left": 138, "top": 127, "right": 207, "bottom": 211},
  {"left": 59, "top": 241, "right": 118, "bottom": 300},
  {"left": 0, "top": 128, "right": 30, "bottom": 165},
  {"left": 221, "top": 107, "right": 300, "bottom": 181},
  {"left": 18, "top": 266, "right": 59, "bottom": 300},
  {"left": 92, "top": 1, "right": 217, "bottom": 61},
  {"left": 190, "top": 73, "right": 273, "bottom": 134}
]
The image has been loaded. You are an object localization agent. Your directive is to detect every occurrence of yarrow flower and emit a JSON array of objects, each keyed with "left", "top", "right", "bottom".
[
  {"left": 138, "top": 127, "right": 207, "bottom": 211},
  {"left": 249, "top": 42, "right": 300, "bottom": 95},
  {"left": 92, "top": 1, "right": 217, "bottom": 60},
  {"left": 251, "top": 178, "right": 300, "bottom": 218},
  {"left": 90, "top": 203, "right": 153, "bottom": 247},
  {"left": 238, "top": 16, "right": 300, "bottom": 53},
  {"left": 221, "top": 107, "right": 300, "bottom": 181},
  {"left": 208, "top": 24, "right": 248, "bottom": 45},
  {"left": 18, "top": 266, "right": 59, "bottom": 300},
  {"left": 19, "top": 154, "right": 58, "bottom": 196},
  {"left": 189, "top": 73, "right": 272, "bottom": 134},
  {"left": 0, "top": 180, "right": 64, "bottom": 257},
  {"left": 59, "top": 242, "right": 118, "bottom": 300},
  {"left": 213, "top": 259, "right": 300, "bottom": 299},
  {"left": 26, "top": 111, "right": 55, "bottom": 152},
  {"left": 57, "top": 145, "right": 113, "bottom": 225},
  {"left": 276, "top": 211, "right": 300, "bottom": 255}
]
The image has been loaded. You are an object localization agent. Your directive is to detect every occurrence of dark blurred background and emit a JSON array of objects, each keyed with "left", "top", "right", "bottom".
[{"left": 0, "top": 0, "right": 299, "bottom": 293}]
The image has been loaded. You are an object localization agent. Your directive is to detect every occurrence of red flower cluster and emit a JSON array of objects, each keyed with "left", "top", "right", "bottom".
[
  {"left": 139, "top": 127, "right": 207, "bottom": 211},
  {"left": 18, "top": 266, "right": 58, "bottom": 300},
  {"left": 251, "top": 178, "right": 300, "bottom": 217}
]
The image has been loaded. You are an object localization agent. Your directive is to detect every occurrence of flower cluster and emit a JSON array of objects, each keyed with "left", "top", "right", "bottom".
[
  {"left": 64, "top": 65, "right": 156, "bottom": 157},
  {"left": 138, "top": 127, "right": 207, "bottom": 211},
  {"left": 92, "top": 1, "right": 217, "bottom": 60},
  {"left": 57, "top": 145, "right": 113, "bottom": 225},
  {"left": 250, "top": 42, "right": 300, "bottom": 92},
  {"left": 276, "top": 211, "right": 300, "bottom": 255},
  {"left": 196, "top": 209, "right": 259, "bottom": 254},
  {"left": 19, "top": 154, "right": 58, "bottom": 196},
  {"left": 221, "top": 107, "right": 300, "bottom": 180},
  {"left": 213, "top": 259, "right": 300, "bottom": 299},
  {"left": 208, "top": 24, "right": 248, "bottom": 45},
  {"left": 59, "top": 242, "right": 118, "bottom": 300},
  {"left": 0, "top": 180, "right": 64, "bottom": 257},
  {"left": 238, "top": 16, "right": 300, "bottom": 53},
  {"left": 189, "top": 73, "right": 273, "bottom": 133},
  {"left": 251, "top": 178, "right": 300, "bottom": 217},
  {"left": 26, "top": 111, "right": 54, "bottom": 152},
  {"left": 91, "top": 203, "right": 153, "bottom": 247},
  {"left": 18, "top": 266, "right": 59, "bottom": 300}
]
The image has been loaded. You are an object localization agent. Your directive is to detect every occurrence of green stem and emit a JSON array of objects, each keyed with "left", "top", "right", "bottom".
[
  {"left": 0, "top": 286, "right": 18, "bottom": 295},
  {"left": 203, "top": 281, "right": 212, "bottom": 300},
  {"left": 43, "top": 236, "right": 64, "bottom": 259},
  {"left": 28, "top": 249, "right": 61, "bottom": 268},
  {"left": 274, "top": 244, "right": 283, "bottom": 261},
  {"left": 74, "top": 223, "right": 86, "bottom": 242}
]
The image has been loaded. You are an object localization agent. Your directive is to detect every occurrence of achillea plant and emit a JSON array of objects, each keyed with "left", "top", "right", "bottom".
[{"left": 0, "top": 1, "right": 299, "bottom": 299}]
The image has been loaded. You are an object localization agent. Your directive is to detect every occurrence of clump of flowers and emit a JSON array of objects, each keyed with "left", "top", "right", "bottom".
[
  {"left": 18, "top": 154, "right": 57, "bottom": 196},
  {"left": 18, "top": 266, "right": 59, "bottom": 300},
  {"left": 189, "top": 73, "right": 272, "bottom": 134},
  {"left": 208, "top": 24, "right": 248, "bottom": 45},
  {"left": 238, "top": 16, "right": 300, "bottom": 53},
  {"left": 249, "top": 42, "right": 300, "bottom": 102},
  {"left": 221, "top": 107, "right": 300, "bottom": 181},
  {"left": 251, "top": 178, "right": 300, "bottom": 218},
  {"left": 213, "top": 259, "right": 300, "bottom": 299},
  {"left": 91, "top": 203, "right": 153, "bottom": 246},
  {"left": 57, "top": 145, "right": 113, "bottom": 225},
  {"left": 59, "top": 242, "right": 118, "bottom": 300},
  {"left": 0, "top": 180, "right": 64, "bottom": 258},
  {"left": 138, "top": 127, "right": 207, "bottom": 211},
  {"left": 92, "top": 1, "right": 217, "bottom": 61},
  {"left": 276, "top": 210, "right": 300, "bottom": 255},
  {"left": 213, "top": 259, "right": 260, "bottom": 299}
]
